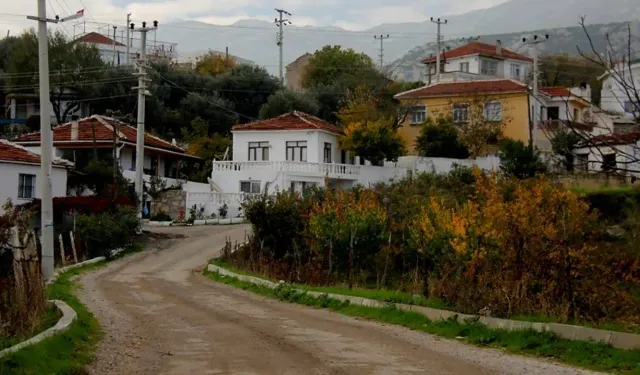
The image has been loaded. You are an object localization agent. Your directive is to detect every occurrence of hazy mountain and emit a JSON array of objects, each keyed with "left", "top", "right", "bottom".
[{"left": 155, "top": 0, "right": 640, "bottom": 77}]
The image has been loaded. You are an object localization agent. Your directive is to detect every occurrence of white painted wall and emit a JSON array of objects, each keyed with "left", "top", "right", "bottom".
[
  {"left": 573, "top": 143, "right": 640, "bottom": 177},
  {"left": 389, "top": 155, "right": 501, "bottom": 174},
  {"left": 437, "top": 55, "right": 530, "bottom": 82},
  {"left": 0, "top": 163, "right": 68, "bottom": 209},
  {"left": 600, "top": 64, "right": 640, "bottom": 117}
]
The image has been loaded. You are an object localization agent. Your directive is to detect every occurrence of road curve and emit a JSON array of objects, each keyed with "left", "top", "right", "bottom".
[{"left": 78, "top": 225, "right": 598, "bottom": 375}]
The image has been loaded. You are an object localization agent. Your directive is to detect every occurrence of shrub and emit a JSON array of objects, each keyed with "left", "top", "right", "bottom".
[
  {"left": 582, "top": 189, "right": 640, "bottom": 223},
  {"left": 218, "top": 204, "right": 228, "bottom": 219},
  {"left": 416, "top": 119, "right": 469, "bottom": 159},
  {"left": 150, "top": 211, "right": 172, "bottom": 222},
  {"left": 498, "top": 139, "right": 547, "bottom": 179},
  {"left": 76, "top": 206, "right": 140, "bottom": 258}
]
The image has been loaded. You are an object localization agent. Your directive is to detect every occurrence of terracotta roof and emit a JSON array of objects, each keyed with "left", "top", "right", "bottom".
[
  {"left": 232, "top": 111, "right": 344, "bottom": 135},
  {"left": 423, "top": 41, "right": 533, "bottom": 64},
  {"left": 394, "top": 79, "right": 528, "bottom": 99},
  {"left": 589, "top": 132, "right": 640, "bottom": 146},
  {"left": 540, "top": 87, "right": 571, "bottom": 97},
  {"left": 0, "top": 139, "right": 72, "bottom": 167},
  {"left": 14, "top": 115, "right": 186, "bottom": 153},
  {"left": 75, "top": 32, "right": 125, "bottom": 46}
]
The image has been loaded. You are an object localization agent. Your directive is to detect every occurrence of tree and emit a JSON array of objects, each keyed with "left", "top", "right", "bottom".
[
  {"left": 450, "top": 96, "right": 509, "bottom": 158},
  {"left": 551, "top": 129, "right": 582, "bottom": 172},
  {"left": 7, "top": 30, "right": 105, "bottom": 124},
  {"left": 498, "top": 139, "right": 547, "bottom": 179},
  {"left": 339, "top": 119, "right": 406, "bottom": 165},
  {"left": 302, "top": 45, "right": 385, "bottom": 91},
  {"left": 182, "top": 117, "right": 232, "bottom": 182},
  {"left": 179, "top": 92, "right": 238, "bottom": 135},
  {"left": 195, "top": 51, "right": 236, "bottom": 76},
  {"left": 259, "top": 89, "right": 319, "bottom": 119},
  {"left": 539, "top": 53, "right": 605, "bottom": 105},
  {"left": 416, "top": 117, "right": 469, "bottom": 159}
]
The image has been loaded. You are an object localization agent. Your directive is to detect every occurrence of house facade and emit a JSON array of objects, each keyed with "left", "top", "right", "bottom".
[
  {"left": 394, "top": 79, "right": 530, "bottom": 154},
  {"left": 285, "top": 53, "right": 312, "bottom": 90},
  {"left": 599, "top": 62, "right": 640, "bottom": 120},
  {"left": 4, "top": 91, "right": 89, "bottom": 126},
  {"left": 0, "top": 140, "right": 72, "bottom": 210},
  {"left": 13, "top": 115, "right": 206, "bottom": 190},
  {"left": 210, "top": 112, "right": 407, "bottom": 196},
  {"left": 423, "top": 41, "right": 533, "bottom": 84},
  {"left": 572, "top": 132, "right": 640, "bottom": 176},
  {"left": 75, "top": 32, "right": 137, "bottom": 66}
]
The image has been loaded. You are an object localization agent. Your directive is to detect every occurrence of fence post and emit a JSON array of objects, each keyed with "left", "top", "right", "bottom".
[
  {"left": 58, "top": 233, "right": 66, "bottom": 266},
  {"left": 70, "top": 231, "right": 79, "bottom": 264}
]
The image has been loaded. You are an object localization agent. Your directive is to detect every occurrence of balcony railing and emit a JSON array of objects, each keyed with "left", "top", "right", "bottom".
[{"left": 212, "top": 161, "right": 362, "bottom": 176}]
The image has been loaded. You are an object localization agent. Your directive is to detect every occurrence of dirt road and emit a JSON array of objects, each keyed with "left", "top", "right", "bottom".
[{"left": 78, "top": 225, "right": 597, "bottom": 375}]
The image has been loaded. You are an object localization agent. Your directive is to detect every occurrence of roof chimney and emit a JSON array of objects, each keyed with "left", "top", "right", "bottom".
[
  {"left": 70, "top": 115, "right": 79, "bottom": 140},
  {"left": 496, "top": 40, "right": 502, "bottom": 55},
  {"left": 171, "top": 138, "right": 177, "bottom": 146}
]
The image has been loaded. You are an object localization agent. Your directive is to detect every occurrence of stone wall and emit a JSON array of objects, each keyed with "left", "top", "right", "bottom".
[{"left": 150, "top": 189, "right": 186, "bottom": 220}]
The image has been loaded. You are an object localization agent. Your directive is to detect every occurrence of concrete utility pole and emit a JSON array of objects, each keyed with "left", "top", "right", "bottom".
[
  {"left": 274, "top": 8, "right": 291, "bottom": 85},
  {"left": 523, "top": 34, "right": 549, "bottom": 148},
  {"left": 125, "top": 13, "right": 131, "bottom": 65},
  {"left": 112, "top": 25, "right": 117, "bottom": 65},
  {"left": 131, "top": 20, "right": 157, "bottom": 219},
  {"left": 374, "top": 34, "right": 390, "bottom": 70},
  {"left": 27, "top": 2, "right": 83, "bottom": 281},
  {"left": 430, "top": 17, "right": 447, "bottom": 84}
]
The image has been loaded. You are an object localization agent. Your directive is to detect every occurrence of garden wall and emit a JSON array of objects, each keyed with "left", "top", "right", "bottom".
[{"left": 151, "top": 190, "right": 186, "bottom": 220}]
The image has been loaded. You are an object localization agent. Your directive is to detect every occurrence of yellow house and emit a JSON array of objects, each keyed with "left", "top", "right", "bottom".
[{"left": 394, "top": 79, "right": 531, "bottom": 155}]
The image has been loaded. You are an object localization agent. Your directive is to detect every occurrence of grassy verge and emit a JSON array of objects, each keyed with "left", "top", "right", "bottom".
[
  {"left": 204, "top": 269, "right": 640, "bottom": 374},
  {"left": 210, "top": 258, "right": 447, "bottom": 309},
  {"left": 0, "top": 306, "right": 62, "bottom": 351}
]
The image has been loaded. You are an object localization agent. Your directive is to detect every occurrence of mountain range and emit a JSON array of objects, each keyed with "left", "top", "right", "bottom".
[{"left": 155, "top": 0, "right": 640, "bottom": 79}]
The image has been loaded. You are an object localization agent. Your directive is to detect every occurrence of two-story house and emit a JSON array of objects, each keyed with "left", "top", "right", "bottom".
[
  {"left": 423, "top": 41, "right": 533, "bottom": 84},
  {"left": 599, "top": 61, "right": 640, "bottom": 122},
  {"left": 394, "top": 79, "right": 531, "bottom": 154},
  {"left": 75, "top": 32, "right": 139, "bottom": 66},
  {"left": 209, "top": 111, "right": 407, "bottom": 195}
]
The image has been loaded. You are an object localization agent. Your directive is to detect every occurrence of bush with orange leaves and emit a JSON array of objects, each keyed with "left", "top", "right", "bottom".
[{"left": 422, "top": 170, "right": 640, "bottom": 323}]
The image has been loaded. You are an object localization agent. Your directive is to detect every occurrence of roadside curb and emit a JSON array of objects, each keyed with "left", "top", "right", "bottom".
[
  {"left": 206, "top": 263, "right": 640, "bottom": 350},
  {"left": 47, "top": 256, "right": 106, "bottom": 285},
  {"left": 0, "top": 300, "right": 77, "bottom": 359}
]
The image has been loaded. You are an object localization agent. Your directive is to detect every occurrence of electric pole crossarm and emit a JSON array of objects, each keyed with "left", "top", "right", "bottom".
[
  {"left": 374, "top": 34, "right": 390, "bottom": 70},
  {"left": 274, "top": 8, "right": 292, "bottom": 85}
]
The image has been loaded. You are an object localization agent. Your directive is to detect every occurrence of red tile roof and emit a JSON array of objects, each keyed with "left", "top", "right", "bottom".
[
  {"left": 423, "top": 41, "right": 533, "bottom": 64},
  {"left": 232, "top": 111, "right": 344, "bottom": 135},
  {"left": 590, "top": 132, "right": 640, "bottom": 146},
  {"left": 540, "top": 87, "right": 571, "bottom": 97},
  {"left": 0, "top": 139, "right": 72, "bottom": 167},
  {"left": 75, "top": 32, "right": 125, "bottom": 46},
  {"left": 394, "top": 79, "right": 528, "bottom": 99},
  {"left": 15, "top": 115, "right": 186, "bottom": 153}
]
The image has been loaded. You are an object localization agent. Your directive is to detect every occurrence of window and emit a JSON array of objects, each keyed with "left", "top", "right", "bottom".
[
  {"left": 323, "top": 142, "right": 332, "bottom": 163},
  {"left": 483, "top": 102, "right": 503, "bottom": 121},
  {"left": 624, "top": 100, "right": 638, "bottom": 113},
  {"left": 510, "top": 64, "right": 521, "bottom": 79},
  {"left": 286, "top": 141, "right": 307, "bottom": 162},
  {"left": 453, "top": 103, "right": 469, "bottom": 123},
  {"left": 248, "top": 142, "right": 269, "bottom": 161},
  {"left": 602, "top": 154, "right": 617, "bottom": 172},
  {"left": 480, "top": 59, "right": 498, "bottom": 76},
  {"left": 18, "top": 174, "right": 36, "bottom": 199},
  {"left": 547, "top": 106, "right": 560, "bottom": 120},
  {"left": 240, "top": 180, "right": 261, "bottom": 194},
  {"left": 459, "top": 62, "right": 469, "bottom": 73},
  {"left": 409, "top": 105, "right": 427, "bottom": 125},
  {"left": 576, "top": 154, "right": 589, "bottom": 172}
]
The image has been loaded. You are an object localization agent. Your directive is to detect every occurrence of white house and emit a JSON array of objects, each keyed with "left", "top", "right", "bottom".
[
  {"left": 5, "top": 91, "right": 89, "bottom": 126},
  {"left": 422, "top": 41, "right": 533, "bottom": 84},
  {"left": 572, "top": 132, "right": 640, "bottom": 177},
  {"left": 599, "top": 61, "right": 640, "bottom": 121},
  {"left": 0, "top": 139, "right": 72, "bottom": 211},
  {"left": 75, "top": 32, "right": 139, "bottom": 66},
  {"left": 209, "top": 111, "right": 408, "bottom": 196}
]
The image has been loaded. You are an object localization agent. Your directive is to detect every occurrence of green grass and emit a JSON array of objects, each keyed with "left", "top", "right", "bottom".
[
  {"left": 0, "top": 306, "right": 61, "bottom": 351},
  {"left": 204, "top": 269, "right": 640, "bottom": 374},
  {"left": 210, "top": 258, "right": 447, "bottom": 309}
]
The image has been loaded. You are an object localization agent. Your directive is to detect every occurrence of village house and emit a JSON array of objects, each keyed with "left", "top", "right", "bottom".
[
  {"left": 422, "top": 41, "right": 533, "bottom": 84},
  {"left": 0, "top": 139, "right": 72, "bottom": 211},
  {"left": 599, "top": 61, "right": 640, "bottom": 121}
]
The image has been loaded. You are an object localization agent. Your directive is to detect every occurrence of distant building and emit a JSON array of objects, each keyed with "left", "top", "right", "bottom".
[
  {"left": 4, "top": 90, "right": 89, "bottom": 126},
  {"left": 422, "top": 41, "right": 533, "bottom": 84},
  {"left": 599, "top": 61, "right": 640, "bottom": 120},
  {"left": 75, "top": 32, "right": 135, "bottom": 66},
  {"left": 285, "top": 53, "right": 312, "bottom": 90},
  {"left": 175, "top": 50, "right": 256, "bottom": 70}
]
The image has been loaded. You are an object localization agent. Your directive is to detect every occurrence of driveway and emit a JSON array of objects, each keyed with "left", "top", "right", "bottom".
[{"left": 78, "top": 225, "right": 598, "bottom": 375}]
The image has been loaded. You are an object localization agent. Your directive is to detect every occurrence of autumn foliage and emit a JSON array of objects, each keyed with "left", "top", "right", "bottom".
[{"left": 232, "top": 169, "right": 640, "bottom": 326}]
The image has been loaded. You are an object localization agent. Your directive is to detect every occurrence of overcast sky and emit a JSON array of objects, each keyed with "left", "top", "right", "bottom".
[{"left": 1, "top": 0, "right": 511, "bottom": 37}]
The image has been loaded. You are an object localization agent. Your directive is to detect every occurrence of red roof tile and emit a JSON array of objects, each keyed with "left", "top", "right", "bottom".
[
  {"left": 540, "top": 87, "right": 571, "bottom": 97},
  {"left": 394, "top": 79, "right": 528, "bottom": 99},
  {"left": 14, "top": 115, "right": 186, "bottom": 153},
  {"left": 590, "top": 132, "right": 640, "bottom": 145},
  {"left": 423, "top": 41, "right": 533, "bottom": 64},
  {"left": 75, "top": 32, "right": 125, "bottom": 46},
  {"left": 0, "top": 139, "right": 71, "bottom": 167},
  {"left": 232, "top": 111, "right": 344, "bottom": 135}
]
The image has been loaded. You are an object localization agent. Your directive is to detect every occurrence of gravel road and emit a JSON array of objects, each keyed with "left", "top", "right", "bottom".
[{"left": 77, "top": 225, "right": 600, "bottom": 375}]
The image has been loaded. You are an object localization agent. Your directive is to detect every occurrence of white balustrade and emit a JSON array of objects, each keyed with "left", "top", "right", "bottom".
[{"left": 211, "top": 161, "right": 363, "bottom": 177}]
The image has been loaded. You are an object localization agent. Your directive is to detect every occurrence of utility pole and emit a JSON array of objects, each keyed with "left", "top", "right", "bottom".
[
  {"left": 27, "top": 3, "right": 83, "bottom": 282},
  {"left": 125, "top": 13, "right": 131, "bottom": 65},
  {"left": 112, "top": 25, "right": 117, "bottom": 65},
  {"left": 523, "top": 34, "right": 549, "bottom": 148},
  {"left": 430, "top": 17, "right": 447, "bottom": 84},
  {"left": 131, "top": 20, "right": 157, "bottom": 219},
  {"left": 274, "top": 8, "right": 291, "bottom": 85},
  {"left": 374, "top": 34, "right": 390, "bottom": 70}
]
